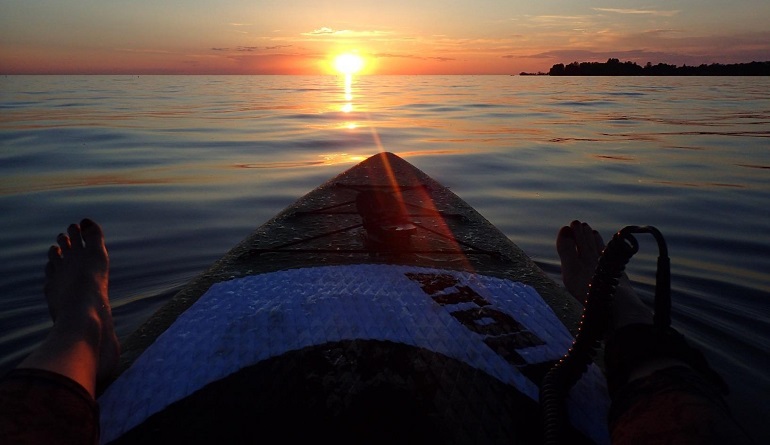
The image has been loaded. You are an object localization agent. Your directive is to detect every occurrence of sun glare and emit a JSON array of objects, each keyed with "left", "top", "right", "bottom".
[{"left": 334, "top": 53, "right": 364, "bottom": 74}]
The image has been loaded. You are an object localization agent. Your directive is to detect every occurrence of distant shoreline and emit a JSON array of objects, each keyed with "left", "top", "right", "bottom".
[{"left": 520, "top": 59, "right": 770, "bottom": 76}]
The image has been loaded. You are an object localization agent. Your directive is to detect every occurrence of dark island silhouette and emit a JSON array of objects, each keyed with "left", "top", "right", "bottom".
[{"left": 521, "top": 58, "right": 770, "bottom": 76}]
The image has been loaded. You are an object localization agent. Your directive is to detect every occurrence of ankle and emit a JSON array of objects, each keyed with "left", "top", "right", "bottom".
[{"left": 52, "top": 308, "right": 104, "bottom": 350}]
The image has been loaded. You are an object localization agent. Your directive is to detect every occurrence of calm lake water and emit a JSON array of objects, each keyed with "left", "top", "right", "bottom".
[{"left": 1, "top": 75, "right": 768, "bottom": 441}]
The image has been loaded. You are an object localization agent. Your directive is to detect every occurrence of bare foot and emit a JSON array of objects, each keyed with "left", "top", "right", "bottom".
[
  {"left": 43, "top": 218, "right": 119, "bottom": 393},
  {"left": 556, "top": 220, "right": 605, "bottom": 302},
  {"left": 557, "top": 220, "right": 652, "bottom": 331}
]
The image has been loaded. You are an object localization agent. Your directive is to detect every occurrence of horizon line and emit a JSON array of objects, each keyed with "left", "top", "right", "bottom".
[{"left": 5, "top": 59, "right": 769, "bottom": 77}]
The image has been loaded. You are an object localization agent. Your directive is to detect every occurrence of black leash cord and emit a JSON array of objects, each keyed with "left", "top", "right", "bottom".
[{"left": 540, "top": 226, "right": 670, "bottom": 444}]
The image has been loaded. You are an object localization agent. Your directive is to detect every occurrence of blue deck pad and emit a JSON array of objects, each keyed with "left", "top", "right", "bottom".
[{"left": 99, "top": 265, "right": 610, "bottom": 444}]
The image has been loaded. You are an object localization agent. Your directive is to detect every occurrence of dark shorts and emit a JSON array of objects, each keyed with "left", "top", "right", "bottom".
[{"left": 0, "top": 368, "right": 99, "bottom": 445}]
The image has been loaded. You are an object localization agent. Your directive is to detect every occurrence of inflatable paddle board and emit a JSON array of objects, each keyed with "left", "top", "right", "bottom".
[{"left": 99, "top": 152, "right": 610, "bottom": 444}]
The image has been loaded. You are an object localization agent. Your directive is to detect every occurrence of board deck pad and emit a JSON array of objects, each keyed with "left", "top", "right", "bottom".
[{"left": 100, "top": 265, "right": 609, "bottom": 444}]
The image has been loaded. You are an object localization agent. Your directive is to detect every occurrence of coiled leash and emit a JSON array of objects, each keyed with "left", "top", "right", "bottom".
[
  {"left": 540, "top": 225, "right": 728, "bottom": 443},
  {"left": 540, "top": 226, "right": 671, "bottom": 444}
]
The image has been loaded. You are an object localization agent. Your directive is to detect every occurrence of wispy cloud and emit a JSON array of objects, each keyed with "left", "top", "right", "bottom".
[
  {"left": 211, "top": 45, "right": 293, "bottom": 51},
  {"left": 531, "top": 15, "right": 593, "bottom": 22},
  {"left": 593, "top": 8, "right": 680, "bottom": 17},
  {"left": 116, "top": 48, "right": 171, "bottom": 54},
  {"left": 372, "top": 52, "right": 454, "bottom": 62},
  {"left": 302, "top": 27, "right": 392, "bottom": 37},
  {"left": 525, "top": 15, "right": 596, "bottom": 26},
  {"left": 524, "top": 49, "right": 671, "bottom": 61},
  {"left": 305, "top": 27, "right": 337, "bottom": 35},
  {"left": 513, "top": 14, "right": 601, "bottom": 34},
  {"left": 237, "top": 45, "right": 293, "bottom": 52}
]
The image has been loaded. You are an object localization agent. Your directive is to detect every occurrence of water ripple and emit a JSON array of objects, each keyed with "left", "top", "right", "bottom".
[{"left": 1, "top": 75, "right": 769, "bottom": 442}]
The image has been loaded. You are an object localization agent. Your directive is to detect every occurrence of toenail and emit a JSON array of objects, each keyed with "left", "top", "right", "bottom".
[
  {"left": 558, "top": 226, "right": 575, "bottom": 240},
  {"left": 81, "top": 219, "right": 94, "bottom": 229}
]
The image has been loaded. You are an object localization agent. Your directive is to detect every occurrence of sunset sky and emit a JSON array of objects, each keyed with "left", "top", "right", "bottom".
[{"left": 2, "top": 0, "right": 770, "bottom": 75}]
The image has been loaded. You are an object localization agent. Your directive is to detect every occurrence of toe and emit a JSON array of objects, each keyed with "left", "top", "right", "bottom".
[
  {"left": 572, "top": 222, "right": 593, "bottom": 256},
  {"left": 57, "top": 233, "right": 71, "bottom": 252},
  {"left": 80, "top": 218, "right": 105, "bottom": 251},
  {"left": 68, "top": 223, "right": 84, "bottom": 250},
  {"left": 592, "top": 230, "right": 605, "bottom": 251},
  {"left": 48, "top": 245, "right": 62, "bottom": 261},
  {"left": 556, "top": 226, "right": 577, "bottom": 261},
  {"left": 45, "top": 245, "right": 61, "bottom": 288},
  {"left": 570, "top": 221, "right": 605, "bottom": 260}
]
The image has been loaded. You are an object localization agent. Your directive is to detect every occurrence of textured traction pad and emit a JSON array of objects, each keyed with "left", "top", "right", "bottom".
[{"left": 100, "top": 265, "right": 609, "bottom": 444}]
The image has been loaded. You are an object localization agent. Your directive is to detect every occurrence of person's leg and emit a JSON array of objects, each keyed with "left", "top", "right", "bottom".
[
  {"left": 18, "top": 218, "right": 119, "bottom": 397},
  {"left": 556, "top": 220, "right": 752, "bottom": 444},
  {"left": 1, "top": 219, "right": 117, "bottom": 443}
]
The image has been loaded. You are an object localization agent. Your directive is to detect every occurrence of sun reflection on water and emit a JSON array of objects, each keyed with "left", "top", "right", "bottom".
[
  {"left": 342, "top": 74, "right": 354, "bottom": 111},
  {"left": 344, "top": 74, "right": 354, "bottom": 102},
  {"left": 341, "top": 73, "right": 357, "bottom": 129}
]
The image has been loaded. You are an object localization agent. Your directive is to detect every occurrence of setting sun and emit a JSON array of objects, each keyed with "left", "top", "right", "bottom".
[{"left": 334, "top": 53, "right": 365, "bottom": 75}]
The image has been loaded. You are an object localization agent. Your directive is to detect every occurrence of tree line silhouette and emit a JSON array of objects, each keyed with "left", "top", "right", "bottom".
[{"left": 547, "top": 59, "right": 770, "bottom": 76}]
